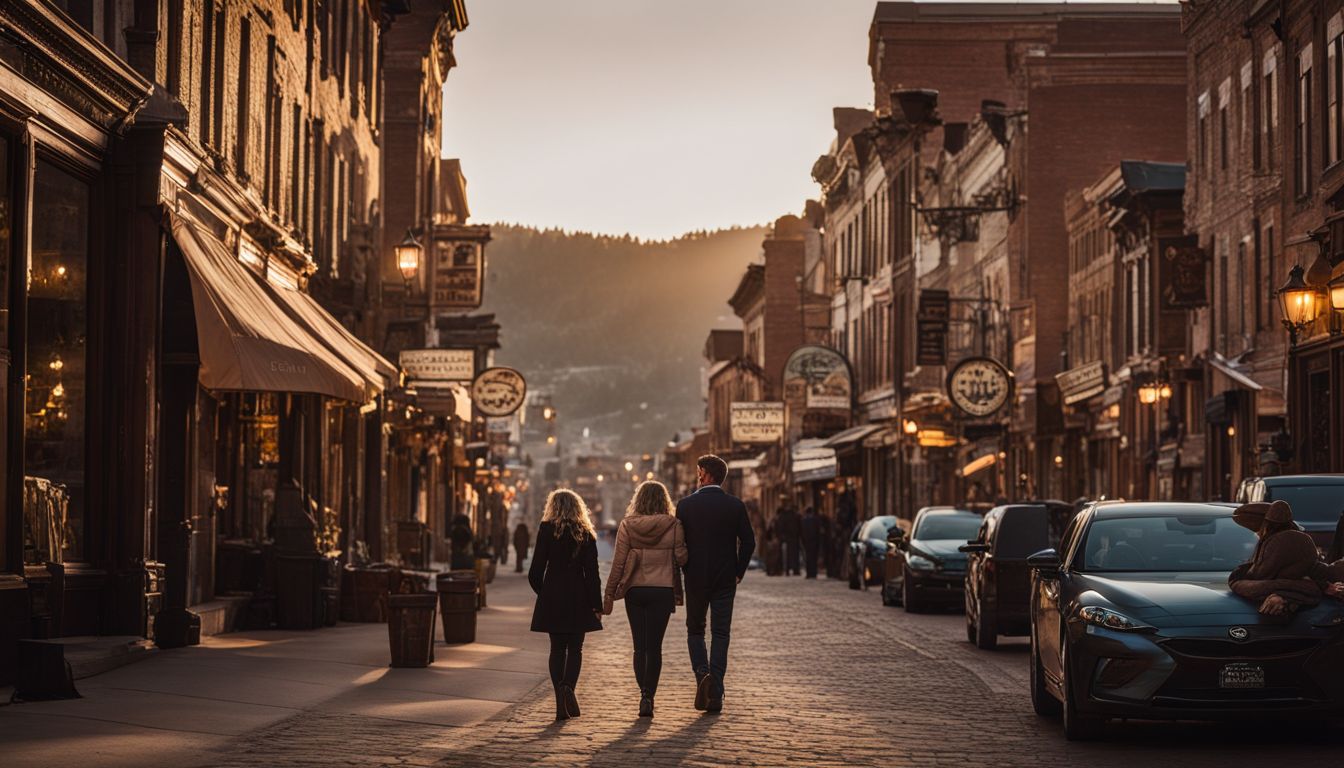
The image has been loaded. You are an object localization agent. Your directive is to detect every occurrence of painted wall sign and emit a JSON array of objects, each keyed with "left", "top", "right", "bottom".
[
  {"left": 470, "top": 366, "right": 527, "bottom": 417},
  {"left": 783, "top": 345, "right": 852, "bottom": 411},
  {"left": 947, "top": 356, "right": 1013, "bottom": 418},
  {"left": 730, "top": 402, "right": 785, "bottom": 444},
  {"left": 400, "top": 348, "right": 475, "bottom": 382}
]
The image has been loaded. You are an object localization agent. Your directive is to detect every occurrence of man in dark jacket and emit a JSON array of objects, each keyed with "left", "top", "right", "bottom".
[
  {"left": 677, "top": 454, "right": 755, "bottom": 714},
  {"left": 800, "top": 506, "right": 821, "bottom": 579},
  {"left": 775, "top": 505, "right": 801, "bottom": 576}
]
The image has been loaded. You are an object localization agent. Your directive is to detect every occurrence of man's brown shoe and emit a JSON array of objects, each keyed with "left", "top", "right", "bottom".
[{"left": 694, "top": 674, "right": 711, "bottom": 711}]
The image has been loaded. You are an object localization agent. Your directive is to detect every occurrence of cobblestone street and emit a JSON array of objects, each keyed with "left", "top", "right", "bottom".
[
  {"left": 421, "top": 572, "right": 1343, "bottom": 767},
  {"left": 9, "top": 566, "right": 1344, "bottom": 767},
  {"left": 209, "top": 567, "right": 1344, "bottom": 763}
]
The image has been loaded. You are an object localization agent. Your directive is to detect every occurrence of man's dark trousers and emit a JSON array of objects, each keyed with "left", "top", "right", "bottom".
[{"left": 686, "top": 585, "right": 734, "bottom": 691}]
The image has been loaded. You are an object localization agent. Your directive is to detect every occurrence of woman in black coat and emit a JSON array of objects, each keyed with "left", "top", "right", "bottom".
[{"left": 529, "top": 489, "right": 603, "bottom": 721}]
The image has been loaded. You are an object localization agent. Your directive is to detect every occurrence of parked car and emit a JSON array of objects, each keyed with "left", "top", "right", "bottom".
[
  {"left": 848, "top": 515, "right": 898, "bottom": 589},
  {"left": 1235, "top": 474, "right": 1344, "bottom": 555},
  {"left": 1027, "top": 500, "right": 1344, "bottom": 741},
  {"left": 883, "top": 507, "right": 982, "bottom": 611},
  {"left": 960, "top": 501, "right": 1075, "bottom": 649}
]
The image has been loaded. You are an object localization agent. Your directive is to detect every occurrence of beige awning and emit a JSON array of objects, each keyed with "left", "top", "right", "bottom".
[
  {"left": 268, "top": 284, "right": 398, "bottom": 394},
  {"left": 171, "top": 214, "right": 368, "bottom": 402}
]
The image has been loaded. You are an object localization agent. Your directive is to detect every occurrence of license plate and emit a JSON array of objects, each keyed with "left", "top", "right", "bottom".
[{"left": 1219, "top": 663, "right": 1265, "bottom": 689}]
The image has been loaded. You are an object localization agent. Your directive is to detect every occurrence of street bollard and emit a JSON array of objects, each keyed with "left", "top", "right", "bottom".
[
  {"left": 473, "top": 557, "right": 490, "bottom": 608},
  {"left": 387, "top": 593, "right": 437, "bottom": 668},
  {"left": 437, "top": 571, "right": 479, "bottom": 644}
]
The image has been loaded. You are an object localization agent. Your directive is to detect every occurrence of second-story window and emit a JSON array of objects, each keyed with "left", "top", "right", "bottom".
[
  {"left": 236, "top": 16, "right": 252, "bottom": 177},
  {"left": 1264, "top": 48, "right": 1279, "bottom": 171},
  {"left": 1197, "top": 90, "right": 1210, "bottom": 180},
  {"left": 1219, "top": 78, "right": 1231, "bottom": 172},
  {"left": 1295, "top": 43, "right": 1313, "bottom": 197},
  {"left": 1329, "top": 14, "right": 1343, "bottom": 167}
]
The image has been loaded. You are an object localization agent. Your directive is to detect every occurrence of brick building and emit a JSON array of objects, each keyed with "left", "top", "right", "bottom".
[{"left": 0, "top": 0, "right": 483, "bottom": 685}]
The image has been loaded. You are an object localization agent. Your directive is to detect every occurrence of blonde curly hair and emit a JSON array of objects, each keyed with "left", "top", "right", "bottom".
[
  {"left": 542, "top": 489, "right": 597, "bottom": 542},
  {"left": 625, "top": 480, "right": 674, "bottom": 518}
]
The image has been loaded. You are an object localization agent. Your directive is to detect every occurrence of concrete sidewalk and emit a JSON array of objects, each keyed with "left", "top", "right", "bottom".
[{"left": 0, "top": 569, "right": 549, "bottom": 768}]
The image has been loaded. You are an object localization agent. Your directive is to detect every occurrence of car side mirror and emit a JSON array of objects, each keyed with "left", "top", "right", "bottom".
[
  {"left": 1027, "top": 548, "right": 1061, "bottom": 571},
  {"left": 958, "top": 542, "right": 989, "bottom": 554}
]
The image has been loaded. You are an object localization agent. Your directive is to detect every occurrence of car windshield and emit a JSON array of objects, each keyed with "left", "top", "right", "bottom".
[
  {"left": 1079, "top": 514, "right": 1256, "bottom": 572},
  {"left": 860, "top": 516, "right": 897, "bottom": 540},
  {"left": 1264, "top": 484, "right": 1344, "bottom": 526},
  {"left": 914, "top": 513, "right": 981, "bottom": 541}
]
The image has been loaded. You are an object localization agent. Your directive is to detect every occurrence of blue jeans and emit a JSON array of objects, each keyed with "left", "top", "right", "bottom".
[{"left": 685, "top": 585, "right": 735, "bottom": 694}]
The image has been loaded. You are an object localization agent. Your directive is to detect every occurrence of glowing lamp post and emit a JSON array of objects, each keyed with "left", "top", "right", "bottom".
[
  {"left": 1279, "top": 264, "right": 1323, "bottom": 346},
  {"left": 396, "top": 228, "right": 422, "bottom": 284}
]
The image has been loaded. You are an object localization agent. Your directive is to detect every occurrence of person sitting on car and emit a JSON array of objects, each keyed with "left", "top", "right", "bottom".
[{"left": 1229, "top": 500, "right": 1323, "bottom": 616}]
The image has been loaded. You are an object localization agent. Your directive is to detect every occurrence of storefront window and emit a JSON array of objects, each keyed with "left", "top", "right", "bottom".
[
  {"left": 26, "top": 160, "right": 89, "bottom": 560},
  {"left": 239, "top": 393, "right": 279, "bottom": 541}
]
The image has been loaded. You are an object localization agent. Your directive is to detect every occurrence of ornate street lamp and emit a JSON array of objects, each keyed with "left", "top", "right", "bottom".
[
  {"left": 1279, "top": 264, "right": 1324, "bottom": 346},
  {"left": 1329, "top": 267, "right": 1344, "bottom": 313},
  {"left": 395, "top": 227, "right": 423, "bottom": 283}
]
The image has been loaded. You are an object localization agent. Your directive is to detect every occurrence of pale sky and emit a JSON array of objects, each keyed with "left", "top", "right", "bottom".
[{"left": 442, "top": 0, "right": 1176, "bottom": 240}]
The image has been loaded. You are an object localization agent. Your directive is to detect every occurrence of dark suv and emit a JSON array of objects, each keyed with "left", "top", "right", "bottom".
[
  {"left": 1235, "top": 474, "right": 1344, "bottom": 555},
  {"left": 959, "top": 501, "right": 1075, "bottom": 650}
]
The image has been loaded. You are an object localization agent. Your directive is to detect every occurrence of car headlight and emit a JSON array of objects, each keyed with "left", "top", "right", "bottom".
[
  {"left": 907, "top": 554, "right": 936, "bottom": 571},
  {"left": 1078, "top": 605, "right": 1151, "bottom": 632}
]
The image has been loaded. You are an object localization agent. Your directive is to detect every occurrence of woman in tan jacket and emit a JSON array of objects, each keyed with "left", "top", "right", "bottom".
[{"left": 602, "top": 480, "right": 688, "bottom": 717}]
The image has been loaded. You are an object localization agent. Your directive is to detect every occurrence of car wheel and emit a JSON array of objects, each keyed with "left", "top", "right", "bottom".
[
  {"left": 974, "top": 597, "right": 998, "bottom": 650},
  {"left": 902, "top": 570, "right": 923, "bottom": 613},
  {"left": 1030, "top": 630, "right": 1062, "bottom": 717},
  {"left": 847, "top": 558, "right": 861, "bottom": 590},
  {"left": 1061, "top": 640, "right": 1104, "bottom": 741}
]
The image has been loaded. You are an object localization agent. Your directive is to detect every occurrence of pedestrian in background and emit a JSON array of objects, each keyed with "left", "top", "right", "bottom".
[
  {"left": 513, "top": 521, "right": 531, "bottom": 573},
  {"left": 602, "top": 481, "right": 688, "bottom": 718},
  {"left": 677, "top": 454, "right": 756, "bottom": 714},
  {"left": 449, "top": 514, "right": 475, "bottom": 570},
  {"left": 800, "top": 506, "right": 821, "bottom": 579},
  {"left": 776, "top": 503, "right": 801, "bottom": 576},
  {"left": 529, "top": 490, "right": 603, "bottom": 721}
]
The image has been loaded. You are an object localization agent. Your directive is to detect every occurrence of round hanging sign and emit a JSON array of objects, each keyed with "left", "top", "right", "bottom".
[
  {"left": 946, "top": 356, "right": 1013, "bottom": 418},
  {"left": 470, "top": 367, "right": 527, "bottom": 417}
]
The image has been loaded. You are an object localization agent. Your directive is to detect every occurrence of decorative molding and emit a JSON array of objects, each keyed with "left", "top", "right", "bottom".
[{"left": 0, "top": 1, "right": 152, "bottom": 132}]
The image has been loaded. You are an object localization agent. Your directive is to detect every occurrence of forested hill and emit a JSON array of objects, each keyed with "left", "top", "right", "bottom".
[{"left": 479, "top": 224, "right": 767, "bottom": 454}]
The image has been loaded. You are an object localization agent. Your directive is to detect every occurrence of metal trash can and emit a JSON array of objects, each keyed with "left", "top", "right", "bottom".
[
  {"left": 437, "top": 571, "right": 479, "bottom": 644},
  {"left": 387, "top": 593, "right": 437, "bottom": 668},
  {"left": 473, "top": 557, "right": 490, "bottom": 608}
]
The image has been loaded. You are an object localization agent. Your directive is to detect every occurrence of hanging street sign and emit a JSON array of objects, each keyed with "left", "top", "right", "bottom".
[
  {"left": 730, "top": 402, "right": 786, "bottom": 444},
  {"left": 946, "top": 356, "right": 1014, "bottom": 418},
  {"left": 400, "top": 348, "right": 475, "bottom": 382},
  {"left": 471, "top": 366, "right": 527, "bottom": 417}
]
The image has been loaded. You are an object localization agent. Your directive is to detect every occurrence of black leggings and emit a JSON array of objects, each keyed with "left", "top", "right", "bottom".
[
  {"left": 625, "top": 586, "right": 675, "bottom": 695},
  {"left": 548, "top": 632, "right": 584, "bottom": 689}
]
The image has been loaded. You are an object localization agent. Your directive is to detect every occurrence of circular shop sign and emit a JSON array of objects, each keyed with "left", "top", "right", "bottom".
[
  {"left": 946, "top": 356, "right": 1013, "bottom": 418},
  {"left": 470, "top": 367, "right": 527, "bottom": 417}
]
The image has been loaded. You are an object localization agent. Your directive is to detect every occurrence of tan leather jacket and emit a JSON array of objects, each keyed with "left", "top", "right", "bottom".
[{"left": 604, "top": 514, "right": 688, "bottom": 609}]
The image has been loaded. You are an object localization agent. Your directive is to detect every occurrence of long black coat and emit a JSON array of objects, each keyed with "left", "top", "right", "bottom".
[
  {"left": 676, "top": 486, "right": 756, "bottom": 592},
  {"left": 528, "top": 522, "right": 603, "bottom": 633}
]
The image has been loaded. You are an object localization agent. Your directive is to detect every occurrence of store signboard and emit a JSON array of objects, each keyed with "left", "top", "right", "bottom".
[
  {"left": 471, "top": 367, "right": 527, "bottom": 417},
  {"left": 1055, "top": 361, "right": 1107, "bottom": 405},
  {"left": 430, "top": 239, "right": 485, "bottom": 309},
  {"left": 400, "top": 348, "right": 475, "bottom": 382},
  {"left": 783, "top": 346, "right": 852, "bottom": 411},
  {"left": 916, "top": 289, "right": 950, "bottom": 366},
  {"left": 730, "top": 402, "right": 785, "bottom": 444}
]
